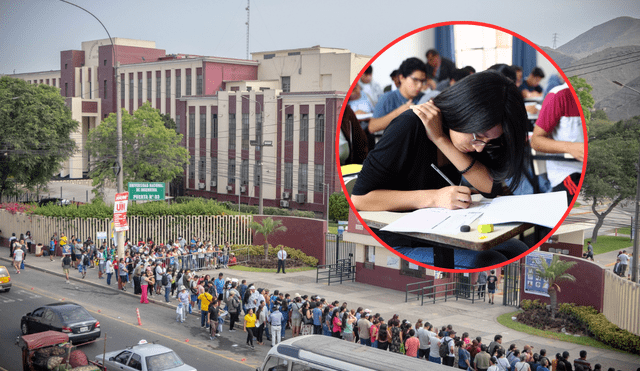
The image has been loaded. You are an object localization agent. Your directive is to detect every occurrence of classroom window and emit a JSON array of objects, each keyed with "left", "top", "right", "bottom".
[
  {"left": 241, "top": 159, "right": 249, "bottom": 185},
  {"left": 256, "top": 112, "right": 263, "bottom": 141},
  {"left": 228, "top": 159, "right": 236, "bottom": 185},
  {"left": 129, "top": 76, "right": 134, "bottom": 99},
  {"left": 175, "top": 115, "right": 181, "bottom": 134},
  {"left": 138, "top": 78, "right": 142, "bottom": 100},
  {"left": 189, "top": 157, "right": 195, "bottom": 179},
  {"left": 211, "top": 113, "right": 218, "bottom": 138},
  {"left": 254, "top": 163, "right": 261, "bottom": 186},
  {"left": 285, "top": 114, "right": 294, "bottom": 141},
  {"left": 166, "top": 75, "right": 171, "bottom": 98},
  {"left": 103, "top": 60, "right": 107, "bottom": 66},
  {"left": 198, "top": 158, "right": 206, "bottom": 182},
  {"left": 454, "top": 25, "right": 512, "bottom": 72},
  {"left": 65, "top": 83, "right": 68, "bottom": 96},
  {"left": 314, "top": 164, "right": 323, "bottom": 192},
  {"left": 200, "top": 113, "right": 206, "bottom": 138},
  {"left": 147, "top": 77, "right": 152, "bottom": 101},
  {"left": 196, "top": 74, "right": 203, "bottom": 95},
  {"left": 228, "top": 114, "right": 236, "bottom": 150},
  {"left": 281, "top": 76, "right": 290, "bottom": 93},
  {"left": 186, "top": 74, "right": 192, "bottom": 96},
  {"left": 156, "top": 75, "right": 161, "bottom": 98},
  {"left": 365, "top": 246, "right": 375, "bottom": 263},
  {"left": 176, "top": 75, "right": 181, "bottom": 98},
  {"left": 264, "top": 53, "right": 275, "bottom": 60},
  {"left": 189, "top": 113, "right": 195, "bottom": 138},
  {"left": 211, "top": 157, "right": 218, "bottom": 185},
  {"left": 300, "top": 113, "right": 309, "bottom": 142},
  {"left": 242, "top": 113, "right": 250, "bottom": 150},
  {"left": 315, "top": 114, "right": 325, "bottom": 142},
  {"left": 298, "top": 163, "right": 307, "bottom": 192},
  {"left": 400, "top": 259, "right": 426, "bottom": 279},
  {"left": 284, "top": 162, "right": 293, "bottom": 189},
  {"left": 89, "top": 82, "right": 92, "bottom": 99}
]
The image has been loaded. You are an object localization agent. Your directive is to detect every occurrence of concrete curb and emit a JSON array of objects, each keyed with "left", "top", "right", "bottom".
[{"left": 0, "top": 256, "right": 195, "bottom": 316}]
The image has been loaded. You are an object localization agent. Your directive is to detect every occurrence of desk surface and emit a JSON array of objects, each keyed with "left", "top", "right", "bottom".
[{"left": 359, "top": 196, "right": 531, "bottom": 251}]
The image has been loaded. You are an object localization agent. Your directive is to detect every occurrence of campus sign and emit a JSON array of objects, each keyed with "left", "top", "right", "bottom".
[
  {"left": 128, "top": 182, "right": 165, "bottom": 201},
  {"left": 524, "top": 251, "right": 553, "bottom": 297}
]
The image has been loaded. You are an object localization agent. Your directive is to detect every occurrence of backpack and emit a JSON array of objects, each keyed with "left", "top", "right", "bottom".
[
  {"left": 161, "top": 273, "right": 169, "bottom": 286},
  {"left": 83, "top": 255, "right": 90, "bottom": 266},
  {"left": 439, "top": 338, "right": 450, "bottom": 358},
  {"left": 243, "top": 290, "right": 251, "bottom": 305}
]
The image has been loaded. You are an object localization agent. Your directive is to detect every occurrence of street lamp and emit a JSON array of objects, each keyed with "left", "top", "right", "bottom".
[
  {"left": 612, "top": 80, "right": 640, "bottom": 283},
  {"left": 61, "top": 0, "right": 125, "bottom": 259}
]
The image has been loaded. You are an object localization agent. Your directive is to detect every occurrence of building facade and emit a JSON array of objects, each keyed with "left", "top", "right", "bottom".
[{"left": 9, "top": 39, "right": 369, "bottom": 217}]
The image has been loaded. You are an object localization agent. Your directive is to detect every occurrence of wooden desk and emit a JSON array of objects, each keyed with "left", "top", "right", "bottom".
[{"left": 358, "top": 196, "right": 532, "bottom": 268}]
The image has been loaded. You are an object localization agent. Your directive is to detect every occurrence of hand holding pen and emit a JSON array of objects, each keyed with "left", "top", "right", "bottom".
[{"left": 431, "top": 163, "right": 471, "bottom": 209}]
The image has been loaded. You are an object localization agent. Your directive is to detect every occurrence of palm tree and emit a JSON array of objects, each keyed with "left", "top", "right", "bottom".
[
  {"left": 250, "top": 217, "right": 288, "bottom": 260},
  {"left": 533, "top": 255, "right": 576, "bottom": 317}
]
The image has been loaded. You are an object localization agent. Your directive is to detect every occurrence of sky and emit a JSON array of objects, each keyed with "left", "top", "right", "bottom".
[{"left": 1, "top": 0, "right": 640, "bottom": 75}]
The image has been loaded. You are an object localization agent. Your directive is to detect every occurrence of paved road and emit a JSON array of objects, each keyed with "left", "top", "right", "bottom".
[{"left": 0, "top": 268, "right": 267, "bottom": 371}]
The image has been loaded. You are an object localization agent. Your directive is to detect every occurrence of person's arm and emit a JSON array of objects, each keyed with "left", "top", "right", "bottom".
[
  {"left": 530, "top": 126, "right": 583, "bottom": 162},
  {"left": 368, "top": 99, "right": 413, "bottom": 133},
  {"left": 351, "top": 187, "right": 471, "bottom": 211},
  {"left": 412, "top": 102, "right": 494, "bottom": 194}
]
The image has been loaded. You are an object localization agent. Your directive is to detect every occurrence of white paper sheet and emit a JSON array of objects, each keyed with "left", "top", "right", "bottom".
[
  {"left": 478, "top": 191, "right": 567, "bottom": 228},
  {"left": 380, "top": 202, "right": 488, "bottom": 234}
]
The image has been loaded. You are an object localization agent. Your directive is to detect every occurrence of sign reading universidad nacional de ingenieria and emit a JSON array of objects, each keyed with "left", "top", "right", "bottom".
[
  {"left": 524, "top": 251, "right": 553, "bottom": 297},
  {"left": 113, "top": 192, "right": 129, "bottom": 232},
  {"left": 128, "top": 182, "right": 165, "bottom": 201}
]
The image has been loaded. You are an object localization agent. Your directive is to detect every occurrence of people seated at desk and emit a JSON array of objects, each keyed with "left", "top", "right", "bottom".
[
  {"left": 368, "top": 57, "right": 427, "bottom": 134},
  {"left": 350, "top": 70, "right": 529, "bottom": 212},
  {"left": 530, "top": 83, "right": 584, "bottom": 204},
  {"left": 359, "top": 65, "right": 384, "bottom": 107},
  {"left": 519, "top": 67, "right": 545, "bottom": 99},
  {"left": 513, "top": 65, "right": 523, "bottom": 88},
  {"left": 383, "top": 69, "right": 401, "bottom": 93},
  {"left": 426, "top": 48, "right": 456, "bottom": 83},
  {"left": 435, "top": 67, "right": 475, "bottom": 92}
]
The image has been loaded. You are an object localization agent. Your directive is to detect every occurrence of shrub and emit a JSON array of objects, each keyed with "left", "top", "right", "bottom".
[
  {"left": 0, "top": 202, "right": 37, "bottom": 215},
  {"left": 559, "top": 305, "right": 640, "bottom": 354}
]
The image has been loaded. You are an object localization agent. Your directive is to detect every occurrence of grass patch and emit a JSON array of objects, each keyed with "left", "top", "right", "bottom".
[
  {"left": 585, "top": 235, "right": 633, "bottom": 255},
  {"left": 573, "top": 202, "right": 581, "bottom": 208},
  {"left": 228, "top": 265, "right": 316, "bottom": 273},
  {"left": 616, "top": 227, "right": 630, "bottom": 235},
  {"left": 328, "top": 222, "right": 338, "bottom": 234},
  {"left": 497, "top": 311, "right": 626, "bottom": 353}
]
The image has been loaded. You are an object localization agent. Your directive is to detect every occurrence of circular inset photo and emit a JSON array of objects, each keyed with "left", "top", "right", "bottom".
[{"left": 338, "top": 22, "right": 587, "bottom": 272}]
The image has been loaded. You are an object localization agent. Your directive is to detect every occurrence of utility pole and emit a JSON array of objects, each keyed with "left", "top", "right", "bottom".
[
  {"left": 552, "top": 33, "right": 559, "bottom": 49},
  {"left": 245, "top": 0, "right": 250, "bottom": 60}
]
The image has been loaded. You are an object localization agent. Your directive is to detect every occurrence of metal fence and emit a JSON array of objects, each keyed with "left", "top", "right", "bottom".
[
  {"left": 405, "top": 280, "right": 485, "bottom": 306},
  {"left": 325, "top": 233, "right": 355, "bottom": 265},
  {"left": 602, "top": 270, "right": 640, "bottom": 336},
  {"left": 0, "top": 210, "right": 253, "bottom": 249},
  {"left": 316, "top": 258, "right": 356, "bottom": 286}
]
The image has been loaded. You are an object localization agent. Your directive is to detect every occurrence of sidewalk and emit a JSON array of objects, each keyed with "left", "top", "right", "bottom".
[{"left": 1, "top": 248, "right": 638, "bottom": 370}]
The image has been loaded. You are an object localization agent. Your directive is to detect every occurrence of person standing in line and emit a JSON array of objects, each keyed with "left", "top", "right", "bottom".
[
  {"left": 62, "top": 253, "right": 72, "bottom": 284},
  {"left": 618, "top": 250, "right": 629, "bottom": 277},
  {"left": 244, "top": 307, "right": 257, "bottom": 350},
  {"left": 227, "top": 291, "right": 241, "bottom": 332},
  {"left": 269, "top": 304, "right": 284, "bottom": 347},
  {"left": 97, "top": 247, "right": 105, "bottom": 279},
  {"left": 487, "top": 270, "right": 498, "bottom": 304},
  {"left": 13, "top": 242, "right": 25, "bottom": 274},
  {"left": 177, "top": 286, "right": 190, "bottom": 323},
  {"left": 49, "top": 233, "right": 57, "bottom": 261},
  {"left": 477, "top": 270, "right": 488, "bottom": 298},
  {"left": 208, "top": 299, "right": 221, "bottom": 339},
  {"left": 118, "top": 258, "right": 128, "bottom": 291},
  {"left": 276, "top": 246, "right": 287, "bottom": 274},
  {"left": 105, "top": 257, "right": 114, "bottom": 285}
]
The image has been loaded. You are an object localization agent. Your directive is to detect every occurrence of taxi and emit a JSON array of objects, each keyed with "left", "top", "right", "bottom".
[
  {"left": 0, "top": 265, "right": 11, "bottom": 292},
  {"left": 96, "top": 340, "right": 196, "bottom": 371}
]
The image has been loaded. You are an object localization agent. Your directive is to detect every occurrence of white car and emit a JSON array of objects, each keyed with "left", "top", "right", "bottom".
[{"left": 95, "top": 340, "right": 196, "bottom": 371}]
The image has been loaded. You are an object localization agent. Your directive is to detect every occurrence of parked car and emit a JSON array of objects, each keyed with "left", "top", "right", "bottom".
[
  {"left": 0, "top": 265, "right": 11, "bottom": 292},
  {"left": 38, "top": 197, "right": 71, "bottom": 207},
  {"left": 20, "top": 303, "right": 101, "bottom": 344},
  {"left": 96, "top": 340, "right": 196, "bottom": 371}
]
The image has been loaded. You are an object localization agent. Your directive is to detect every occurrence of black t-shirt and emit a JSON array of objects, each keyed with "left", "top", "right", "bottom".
[
  {"left": 352, "top": 110, "right": 460, "bottom": 201},
  {"left": 487, "top": 275, "right": 498, "bottom": 290},
  {"left": 208, "top": 305, "right": 219, "bottom": 321}
]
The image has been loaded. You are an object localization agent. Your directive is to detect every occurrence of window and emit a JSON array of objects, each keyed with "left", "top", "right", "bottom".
[
  {"left": 241, "top": 159, "right": 249, "bottom": 185},
  {"left": 166, "top": 75, "right": 171, "bottom": 98},
  {"left": 114, "top": 351, "right": 132, "bottom": 364},
  {"left": 315, "top": 114, "right": 325, "bottom": 142},
  {"left": 300, "top": 113, "right": 309, "bottom": 142},
  {"left": 189, "top": 157, "right": 195, "bottom": 179},
  {"left": 228, "top": 158, "right": 236, "bottom": 185},
  {"left": 196, "top": 74, "right": 203, "bottom": 95},
  {"left": 454, "top": 25, "right": 512, "bottom": 72},
  {"left": 65, "top": 83, "right": 68, "bottom": 96},
  {"left": 138, "top": 78, "right": 142, "bottom": 100},
  {"left": 256, "top": 112, "right": 262, "bottom": 141},
  {"left": 147, "top": 77, "right": 152, "bottom": 101},
  {"left": 365, "top": 246, "right": 376, "bottom": 263},
  {"left": 189, "top": 113, "right": 195, "bottom": 138},
  {"left": 254, "top": 163, "right": 261, "bottom": 186},
  {"left": 211, "top": 113, "right": 218, "bottom": 138},
  {"left": 211, "top": 157, "right": 218, "bottom": 184},
  {"left": 228, "top": 114, "right": 236, "bottom": 150},
  {"left": 156, "top": 76, "right": 161, "bottom": 98},
  {"left": 314, "top": 164, "right": 324, "bottom": 192},
  {"left": 281, "top": 76, "right": 291, "bottom": 93},
  {"left": 298, "top": 163, "right": 307, "bottom": 192},
  {"left": 89, "top": 81, "right": 92, "bottom": 99},
  {"left": 285, "top": 114, "right": 294, "bottom": 141},
  {"left": 199, "top": 158, "right": 206, "bottom": 181},
  {"left": 198, "top": 113, "right": 206, "bottom": 138},
  {"left": 264, "top": 53, "right": 275, "bottom": 59},
  {"left": 176, "top": 75, "right": 181, "bottom": 98},
  {"left": 284, "top": 162, "right": 293, "bottom": 189},
  {"left": 288, "top": 51, "right": 301, "bottom": 56},
  {"left": 129, "top": 76, "right": 134, "bottom": 99},
  {"left": 401, "top": 259, "right": 426, "bottom": 279},
  {"left": 242, "top": 113, "right": 250, "bottom": 150},
  {"left": 186, "top": 74, "right": 191, "bottom": 96},
  {"left": 103, "top": 59, "right": 107, "bottom": 66},
  {"left": 175, "top": 115, "right": 181, "bottom": 134},
  {"left": 65, "top": 63, "right": 67, "bottom": 70},
  {"left": 127, "top": 354, "right": 142, "bottom": 371}
]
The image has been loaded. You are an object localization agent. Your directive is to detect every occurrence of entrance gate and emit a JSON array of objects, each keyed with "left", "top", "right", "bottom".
[{"left": 502, "top": 261, "right": 522, "bottom": 306}]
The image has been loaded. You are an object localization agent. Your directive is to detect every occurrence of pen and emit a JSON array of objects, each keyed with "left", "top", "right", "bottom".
[{"left": 431, "top": 163, "right": 454, "bottom": 186}]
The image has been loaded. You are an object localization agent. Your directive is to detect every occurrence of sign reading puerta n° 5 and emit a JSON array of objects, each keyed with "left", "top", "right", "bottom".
[
  {"left": 128, "top": 182, "right": 166, "bottom": 201},
  {"left": 113, "top": 192, "right": 129, "bottom": 232}
]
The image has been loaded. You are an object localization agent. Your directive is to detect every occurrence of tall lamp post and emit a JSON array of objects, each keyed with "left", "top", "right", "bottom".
[
  {"left": 60, "top": 1, "right": 125, "bottom": 259},
  {"left": 612, "top": 80, "right": 640, "bottom": 283}
]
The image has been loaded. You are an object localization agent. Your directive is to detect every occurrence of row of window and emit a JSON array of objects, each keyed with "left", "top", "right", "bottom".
[{"left": 117, "top": 71, "right": 204, "bottom": 101}]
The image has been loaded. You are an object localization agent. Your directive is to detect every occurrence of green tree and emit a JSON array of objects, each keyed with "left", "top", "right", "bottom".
[
  {"left": 249, "top": 217, "right": 287, "bottom": 260},
  {"left": 87, "top": 102, "right": 189, "bottom": 191},
  {"left": 329, "top": 192, "right": 349, "bottom": 222},
  {"left": 160, "top": 112, "right": 176, "bottom": 131},
  {"left": 534, "top": 255, "right": 576, "bottom": 317},
  {"left": 568, "top": 76, "right": 595, "bottom": 131},
  {"left": 582, "top": 119, "right": 639, "bottom": 243},
  {"left": 0, "top": 76, "right": 78, "bottom": 200}
]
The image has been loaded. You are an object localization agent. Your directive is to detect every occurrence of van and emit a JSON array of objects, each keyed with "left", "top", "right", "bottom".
[{"left": 256, "top": 335, "right": 452, "bottom": 371}]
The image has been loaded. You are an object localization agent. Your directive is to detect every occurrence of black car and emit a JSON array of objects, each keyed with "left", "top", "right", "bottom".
[
  {"left": 37, "top": 198, "right": 71, "bottom": 207},
  {"left": 21, "top": 303, "right": 100, "bottom": 344}
]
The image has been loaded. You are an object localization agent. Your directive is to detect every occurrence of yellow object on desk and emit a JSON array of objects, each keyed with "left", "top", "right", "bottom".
[{"left": 478, "top": 224, "right": 494, "bottom": 233}]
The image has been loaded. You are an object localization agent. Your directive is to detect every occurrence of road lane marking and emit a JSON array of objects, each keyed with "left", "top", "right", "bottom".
[{"left": 13, "top": 283, "right": 257, "bottom": 369}]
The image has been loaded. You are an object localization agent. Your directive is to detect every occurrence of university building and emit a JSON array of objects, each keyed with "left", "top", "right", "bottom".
[{"left": 10, "top": 38, "right": 369, "bottom": 217}]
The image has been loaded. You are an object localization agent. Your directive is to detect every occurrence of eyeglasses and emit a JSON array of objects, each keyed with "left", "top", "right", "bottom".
[
  {"left": 407, "top": 76, "right": 428, "bottom": 85},
  {"left": 471, "top": 133, "right": 490, "bottom": 147}
]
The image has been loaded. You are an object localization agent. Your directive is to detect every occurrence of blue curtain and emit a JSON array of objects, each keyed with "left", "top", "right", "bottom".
[
  {"left": 435, "top": 25, "right": 455, "bottom": 63},
  {"left": 512, "top": 37, "right": 537, "bottom": 77}
]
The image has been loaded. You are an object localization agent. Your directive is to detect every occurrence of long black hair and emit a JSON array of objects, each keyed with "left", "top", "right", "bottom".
[{"left": 433, "top": 70, "right": 528, "bottom": 193}]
